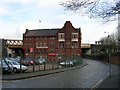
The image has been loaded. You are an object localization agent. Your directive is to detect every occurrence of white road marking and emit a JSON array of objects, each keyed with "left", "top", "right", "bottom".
[{"left": 91, "top": 79, "right": 103, "bottom": 89}]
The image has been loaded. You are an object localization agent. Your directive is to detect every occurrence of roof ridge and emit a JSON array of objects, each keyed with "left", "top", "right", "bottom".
[{"left": 28, "top": 28, "right": 61, "bottom": 31}]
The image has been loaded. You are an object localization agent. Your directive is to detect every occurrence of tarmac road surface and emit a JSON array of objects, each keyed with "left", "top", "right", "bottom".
[{"left": 2, "top": 59, "right": 115, "bottom": 88}]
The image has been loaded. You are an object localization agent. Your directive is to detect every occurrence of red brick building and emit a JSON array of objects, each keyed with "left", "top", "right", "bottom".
[{"left": 23, "top": 21, "right": 81, "bottom": 61}]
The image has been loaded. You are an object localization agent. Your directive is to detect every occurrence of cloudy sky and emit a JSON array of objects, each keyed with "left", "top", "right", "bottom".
[{"left": 0, "top": 0, "right": 118, "bottom": 44}]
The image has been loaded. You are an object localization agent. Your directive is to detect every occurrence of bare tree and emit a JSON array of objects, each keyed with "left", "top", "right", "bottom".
[
  {"left": 60, "top": 0, "right": 120, "bottom": 21},
  {"left": 99, "top": 31, "right": 118, "bottom": 52},
  {"left": 61, "top": 0, "right": 120, "bottom": 50}
]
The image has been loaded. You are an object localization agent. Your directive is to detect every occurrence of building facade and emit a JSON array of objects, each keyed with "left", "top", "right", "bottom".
[{"left": 23, "top": 21, "right": 82, "bottom": 61}]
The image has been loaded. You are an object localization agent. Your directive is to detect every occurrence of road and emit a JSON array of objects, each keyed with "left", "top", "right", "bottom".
[{"left": 2, "top": 59, "right": 113, "bottom": 88}]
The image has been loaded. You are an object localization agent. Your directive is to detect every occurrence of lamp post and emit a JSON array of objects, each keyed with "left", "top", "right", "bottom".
[
  {"left": 104, "top": 31, "right": 111, "bottom": 78},
  {"left": 118, "top": 7, "right": 120, "bottom": 52}
]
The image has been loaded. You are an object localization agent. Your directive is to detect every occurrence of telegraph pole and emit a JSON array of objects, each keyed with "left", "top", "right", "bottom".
[
  {"left": 117, "top": 5, "right": 120, "bottom": 66},
  {"left": 118, "top": 8, "right": 120, "bottom": 52}
]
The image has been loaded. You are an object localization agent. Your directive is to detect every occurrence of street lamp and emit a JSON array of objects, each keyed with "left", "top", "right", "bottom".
[
  {"left": 104, "top": 31, "right": 111, "bottom": 78},
  {"left": 118, "top": 7, "right": 120, "bottom": 52}
]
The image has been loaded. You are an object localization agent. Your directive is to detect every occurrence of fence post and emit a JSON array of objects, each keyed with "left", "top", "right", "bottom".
[
  {"left": 109, "top": 53, "right": 111, "bottom": 78},
  {"left": 3, "top": 58, "right": 14, "bottom": 74},
  {"left": 19, "top": 50, "right": 22, "bottom": 73},
  {"left": 44, "top": 62, "right": 46, "bottom": 71}
]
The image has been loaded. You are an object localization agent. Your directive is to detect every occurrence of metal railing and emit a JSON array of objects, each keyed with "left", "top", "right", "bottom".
[{"left": 1, "top": 56, "right": 83, "bottom": 74}]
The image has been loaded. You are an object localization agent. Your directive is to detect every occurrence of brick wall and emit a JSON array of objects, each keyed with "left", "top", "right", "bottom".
[{"left": 23, "top": 21, "right": 82, "bottom": 61}]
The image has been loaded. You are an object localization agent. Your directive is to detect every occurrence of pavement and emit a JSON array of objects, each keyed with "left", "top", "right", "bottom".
[
  {"left": 96, "top": 75, "right": 119, "bottom": 89},
  {"left": 94, "top": 62, "right": 120, "bottom": 89},
  {"left": 2, "top": 60, "right": 88, "bottom": 80}
]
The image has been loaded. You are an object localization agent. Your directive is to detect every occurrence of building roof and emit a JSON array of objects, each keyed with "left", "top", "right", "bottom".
[
  {"left": 23, "top": 21, "right": 81, "bottom": 37},
  {"left": 24, "top": 29, "right": 60, "bottom": 37}
]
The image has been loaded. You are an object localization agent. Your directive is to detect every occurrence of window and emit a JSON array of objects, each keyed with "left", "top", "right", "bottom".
[
  {"left": 49, "top": 42, "right": 54, "bottom": 46},
  {"left": 49, "top": 37, "right": 55, "bottom": 40},
  {"left": 40, "top": 43, "right": 42, "bottom": 47},
  {"left": 72, "top": 33, "right": 78, "bottom": 39},
  {"left": 26, "top": 49, "right": 30, "bottom": 53},
  {"left": 71, "top": 33, "right": 78, "bottom": 41},
  {"left": 44, "top": 43, "right": 46, "bottom": 46},
  {"left": 40, "top": 37, "right": 43, "bottom": 39},
  {"left": 58, "top": 33, "right": 65, "bottom": 39},
  {"left": 36, "top": 43, "right": 38, "bottom": 47},
  {"left": 40, "top": 49, "right": 42, "bottom": 54},
  {"left": 72, "top": 42, "right": 74, "bottom": 48},
  {"left": 75, "top": 43, "right": 78, "bottom": 48},
  {"left": 58, "top": 33, "right": 65, "bottom": 41},
  {"left": 72, "top": 54, "right": 74, "bottom": 58},
  {"left": 25, "top": 38, "right": 27, "bottom": 41},
  {"left": 44, "top": 37, "right": 47, "bottom": 39},
  {"left": 71, "top": 42, "right": 78, "bottom": 48},
  {"left": 50, "top": 49, "right": 54, "bottom": 53},
  {"left": 24, "top": 43, "right": 26, "bottom": 46},
  {"left": 59, "top": 42, "right": 64, "bottom": 48},
  {"left": 36, "top": 49, "right": 39, "bottom": 53},
  {"left": 7, "top": 61, "right": 12, "bottom": 66},
  {"left": 44, "top": 49, "right": 47, "bottom": 53}
]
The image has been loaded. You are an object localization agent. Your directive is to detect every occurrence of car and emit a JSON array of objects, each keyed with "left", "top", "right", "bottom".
[
  {"left": 12, "top": 57, "right": 20, "bottom": 63},
  {"left": 0, "top": 61, "right": 11, "bottom": 74},
  {"left": 20, "top": 59, "right": 29, "bottom": 66},
  {"left": 35, "top": 58, "right": 46, "bottom": 65},
  {"left": 4, "top": 58, "right": 14, "bottom": 61},
  {"left": 72, "top": 59, "right": 77, "bottom": 65},
  {"left": 27, "top": 59, "right": 34, "bottom": 65},
  {"left": 4, "top": 60, "right": 27, "bottom": 73},
  {"left": 59, "top": 60, "right": 74, "bottom": 67},
  {"left": 21, "top": 58, "right": 34, "bottom": 66}
]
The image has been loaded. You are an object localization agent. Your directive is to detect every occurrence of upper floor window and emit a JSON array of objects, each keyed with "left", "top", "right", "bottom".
[
  {"left": 44, "top": 43, "right": 46, "bottom": 46},
  {"left": 71, "top": 33, "right": 78, "bottom": 41},
  {"left": 59, "top": 42, "right": 65, "bottom": 48},
  {"left": 49, "top": 37, "right": 55, "bottom": 40},
  {"left": 49, "top": 42, "right": 54, "bottom": 47},
  {"left": 71, "top": 42, "right": 78, "bottom": 48},
  {"left": 72, "top": 33, "right": 78, "bottom": 39},
  {"left": 50, "top": 49, "right": 54, "bottom": 53},
  {"left": 40, "top": 37, "right": 43, "bottom": 39},
  {"left": 40, "top": 43, "right": 42, "bottom": 47},
  {"left": 36, "top": 37, "right": 40, "bottom": 41},
  {"left": 58, "top": 33, "right": 65, "bottom": 41},
  {"left": 59, "top": 33, "right": 65, "bottom": 39},
  {"left": 24, "top": 38, "right": 27, "bottom": 41},
  {"left": 36, "top": 43, "right": 38, "bottom": 47}
]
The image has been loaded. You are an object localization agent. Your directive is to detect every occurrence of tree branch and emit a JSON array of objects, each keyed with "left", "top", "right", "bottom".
[{"left": 60, "top": 0, "right": 120, "bottom": 22}]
